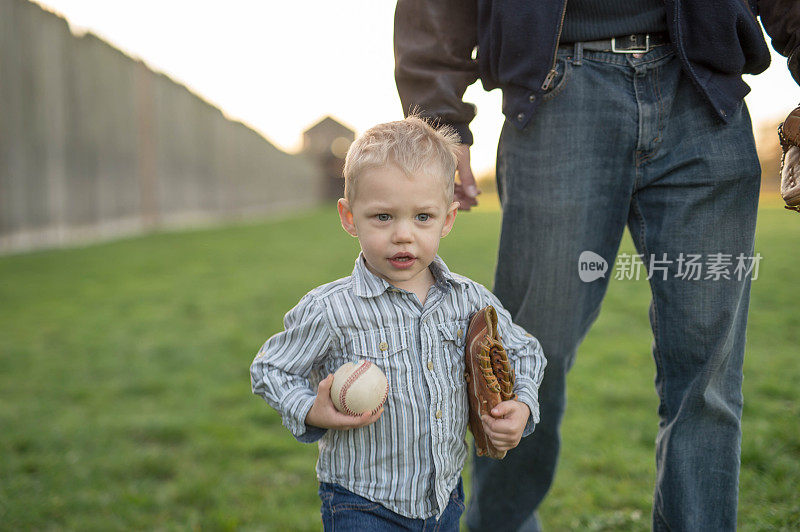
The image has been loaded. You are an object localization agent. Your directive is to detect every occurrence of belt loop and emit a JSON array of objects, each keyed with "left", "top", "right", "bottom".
[{"left": 573, "top": 41, "right": 583, "bottom": 66}]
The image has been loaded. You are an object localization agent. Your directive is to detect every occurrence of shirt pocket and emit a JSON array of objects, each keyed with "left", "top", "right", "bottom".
[
  {"left": 437, "top": 320, "right": 469, "bottom": 390},
  {"left": 344, "top": 327, "right": 410, "bottom": 392}
]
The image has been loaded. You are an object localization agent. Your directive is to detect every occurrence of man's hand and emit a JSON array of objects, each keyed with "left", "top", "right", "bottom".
[
  {"left": 305, "top": 374, "right": 384, "bottom": 430},
  {"left": 480, "top": 400, "right": 530, "bottom": 453},
  {"left": 454, "top": 144, "right": 480, "bottom": 211},
  {"left": 779, "top": 105, "right": 800, "bottom": 212},
  {"left": 781, "top": 145, "right": 800, "bottom": 211}
]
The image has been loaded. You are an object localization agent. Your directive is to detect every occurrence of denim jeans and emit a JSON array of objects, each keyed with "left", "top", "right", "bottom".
[
  {"left": 465, "top": 43, "right": 760, "bottom": 531},
  {"left": 320, "top": 478, "right": 465, "bottom": 531}
]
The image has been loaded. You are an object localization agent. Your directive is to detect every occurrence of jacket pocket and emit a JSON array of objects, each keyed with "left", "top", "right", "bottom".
[{"left": 542, "top": 57, "right": 570, "bottom": 101}]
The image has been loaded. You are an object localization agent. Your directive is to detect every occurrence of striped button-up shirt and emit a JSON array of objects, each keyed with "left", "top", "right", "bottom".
[{"left": 250, "top": 253, "right": 546, "bottom": 519}]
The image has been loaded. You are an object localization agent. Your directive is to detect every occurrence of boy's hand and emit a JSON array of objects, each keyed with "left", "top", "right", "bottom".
[
  {"left": 480, "top": 400, "right": 530, "bottom": 453},
  {"left": 305, "top": 374, "right": 384, "bottom": 430}
]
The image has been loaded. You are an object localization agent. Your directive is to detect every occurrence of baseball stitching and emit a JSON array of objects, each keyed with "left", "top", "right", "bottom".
[{"left": 339, "top": 360, "right": 387, "bottom": 416}]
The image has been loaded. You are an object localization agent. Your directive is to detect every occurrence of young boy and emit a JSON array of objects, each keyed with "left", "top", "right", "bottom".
[{"left": 250, "top": 116, "right": 546, "bottom": 530}]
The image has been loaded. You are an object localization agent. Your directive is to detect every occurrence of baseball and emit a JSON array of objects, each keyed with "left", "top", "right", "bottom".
[{"left": 330, "top": 360, "right": 389, "bottom": 416}]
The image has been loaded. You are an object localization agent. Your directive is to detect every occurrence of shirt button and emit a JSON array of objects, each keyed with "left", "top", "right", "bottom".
[
  {"left": 528, "top": 94, "right": 536, "bottom": 102},
  {"left": 427, "top": 360, "right": 434, "bottom": 371},
  {"left": 379, "top": 342, "right": 388, "bottom": 351},
  {"left": 516, "top": 113, "right": 525, "bottom": 122},
  {"left": 456, "top": 328, "right": 463, "bottom": 338},
  {"left": 435, "top": 410, "right": 442, "bottom": 419}
]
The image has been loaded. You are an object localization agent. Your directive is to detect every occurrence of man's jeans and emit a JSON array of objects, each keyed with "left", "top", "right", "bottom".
[{"left": 466, "top": 44, "right": 760, "bottom": 531}]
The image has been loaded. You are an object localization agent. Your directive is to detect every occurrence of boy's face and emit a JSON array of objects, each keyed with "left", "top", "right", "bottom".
[{"left": 338, "top": 163, "right": 458, "bottom": 295}]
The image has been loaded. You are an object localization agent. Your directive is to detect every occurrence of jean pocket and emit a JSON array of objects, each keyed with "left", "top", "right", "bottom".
[
  {"left": 323, "top": 483, "right": 382, "bottom": 514},
  {"left": 542, "top": 58, "right": 570, "bottom": 101},
  {"left": 319, "top": 483, "right": 335, "bottom": 505},
  {"left": 450, "top": 479, "right": 466, "bottom": 512}
]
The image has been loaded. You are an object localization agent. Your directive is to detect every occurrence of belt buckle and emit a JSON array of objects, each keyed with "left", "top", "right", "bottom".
[{"left": 611, "top": 34, "right": 650, "bottom": 54}]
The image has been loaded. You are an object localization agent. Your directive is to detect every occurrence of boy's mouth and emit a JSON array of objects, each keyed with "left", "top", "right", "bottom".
[{"left": 389, "top": 253, "right": 416, "bottom": 269}]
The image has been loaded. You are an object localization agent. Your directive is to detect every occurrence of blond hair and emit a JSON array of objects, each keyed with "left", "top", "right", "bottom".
[{"left": 343, "top": 115, "right": 460, "bottom": 204}]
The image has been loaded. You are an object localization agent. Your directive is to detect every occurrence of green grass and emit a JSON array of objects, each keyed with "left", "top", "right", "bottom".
[{"left": 0, "top": 203, "right": 797, "bottom": 530}]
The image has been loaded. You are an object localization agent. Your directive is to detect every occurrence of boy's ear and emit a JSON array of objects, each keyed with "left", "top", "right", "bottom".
[
  {"left": 337, "top": 198, "right": 358, "bottom": 237},
  {"left": 440, "top": 201, "right": 459, "bottom": 238}
]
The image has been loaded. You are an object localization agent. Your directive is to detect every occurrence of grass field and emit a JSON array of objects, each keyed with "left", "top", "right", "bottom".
[{"left": 0, "top": 202, "right": 798, "bottom": 530}]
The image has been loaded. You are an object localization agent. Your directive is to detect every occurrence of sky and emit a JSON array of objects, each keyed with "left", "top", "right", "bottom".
[{"left": 32, "top": 0, "right": 800, "bottom": 175}]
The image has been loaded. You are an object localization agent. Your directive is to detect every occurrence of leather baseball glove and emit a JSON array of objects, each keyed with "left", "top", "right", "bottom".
[
  {"left": 464, "top": 305, "right": 516, "bottom": 459},
  {"left": 778, "top": 104, "right": 800, "bottom": 213}
]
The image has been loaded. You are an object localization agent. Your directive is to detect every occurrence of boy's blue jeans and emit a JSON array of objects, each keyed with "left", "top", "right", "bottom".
[
  {"left": 466, "top": 44, "right": 760, "bottom": 531},
  {"left": 319, "top": 479, "right": 464, "bottom": 531}
]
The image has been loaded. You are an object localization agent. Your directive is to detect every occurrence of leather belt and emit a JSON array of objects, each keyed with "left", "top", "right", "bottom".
[{"left": 560, "top": 32, "right": 670, "bottom": 54}]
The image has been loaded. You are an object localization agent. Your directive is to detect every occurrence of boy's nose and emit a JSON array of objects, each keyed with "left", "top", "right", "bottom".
[{"left": 392, "top": 222, "right": 413, "bottom": 243}]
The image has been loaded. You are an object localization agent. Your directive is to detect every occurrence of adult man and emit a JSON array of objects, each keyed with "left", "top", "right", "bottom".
[{"left": 394, "top": 1, "right": 799, "bottom": 530}]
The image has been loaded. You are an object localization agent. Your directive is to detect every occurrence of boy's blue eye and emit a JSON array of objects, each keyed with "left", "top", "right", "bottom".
[
  {"left": 376, "top": 214, "right": 390, "bottom": 221},
  {"left": 416, "top": 213, "right": 430, "bottom": 222}
]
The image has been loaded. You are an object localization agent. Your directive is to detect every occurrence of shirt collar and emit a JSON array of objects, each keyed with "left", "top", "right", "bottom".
[{"left": 351, "top": 252, "right": 467, "bottom": 299}]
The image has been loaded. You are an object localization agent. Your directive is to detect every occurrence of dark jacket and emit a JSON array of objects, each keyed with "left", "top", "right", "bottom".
[{"left": 395, "top": 0, "right": 800, "bottom": 144}]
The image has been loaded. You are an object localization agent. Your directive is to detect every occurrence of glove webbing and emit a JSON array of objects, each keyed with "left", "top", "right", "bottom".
[{"left": 478, "top": 337, "right": 516, "bottom": 400}]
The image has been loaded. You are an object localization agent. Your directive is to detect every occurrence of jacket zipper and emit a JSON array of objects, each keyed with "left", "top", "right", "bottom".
[{"left": 541, "top": 0, "right": 569, "bottom": 91}]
